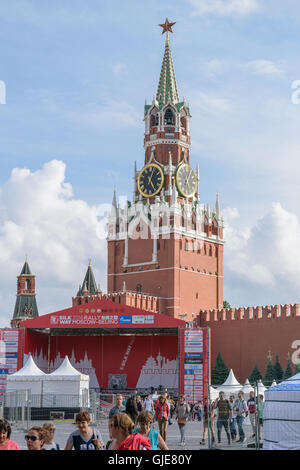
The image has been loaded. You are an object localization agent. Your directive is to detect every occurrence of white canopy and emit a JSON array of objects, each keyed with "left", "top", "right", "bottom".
[
  {"left": 257, "top": 379, "right": 267, "bottom": 395},
  {"left": 209, "top": 386, "right": 219, "bottom": 401},
  {"left": 42, "top": 356, "right": 89, "bottom": 407},
  {"left": 216, "top": 369, "right": 242, "bottom": 397},
  {"left": 6, "top": 354, "right": 46, "bottom": 396},
  {"left": 7, "top": 354, "right": 46, "bottom": 380},
  {"left": 240, "top": 378, "right": 254, "bottom": 396},
  {"left": 263, "top": 373, "right": 300, "bottom": 450},
  {"left": 46, "top": 356, "right": 89, "bottom": 381}
]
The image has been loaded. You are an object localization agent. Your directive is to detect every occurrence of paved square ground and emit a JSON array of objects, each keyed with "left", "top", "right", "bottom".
[{"left": 10, "top": 416, "right": 261, "bottom": 450}]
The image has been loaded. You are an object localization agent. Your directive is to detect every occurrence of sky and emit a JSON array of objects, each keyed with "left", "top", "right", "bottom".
[{"left": 1, "top": 0, "right": 300, "bottom": 326}]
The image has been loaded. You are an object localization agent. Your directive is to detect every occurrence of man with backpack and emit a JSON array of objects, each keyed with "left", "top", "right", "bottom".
[
  {"left": 233, "top": 391, "right": 248, "bottom": 443},
  {"left": 214, "top": 391, "right": 232, "bottom": 446}
]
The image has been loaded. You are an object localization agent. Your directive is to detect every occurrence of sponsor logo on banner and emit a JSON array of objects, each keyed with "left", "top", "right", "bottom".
[
  {"left": 119, "top": 316, "right": 132, "bottom": 324},
  {"left": 50, "top": 316, "right": 59, "bottom": 325},
  {"left": 185, "top": 347, "right": 203, "bottom": 353},
  {"left": 132, "top": 316, "right": 145, "bottom": 324},
  {"left": 145, "top": 315, "right": 154, "bottom": 324},
  {"left": 184, "top": 364, "right": 203, "bottom": 369},
  {"left": 184, "top": 386, "right": 194, "bottom": 391}
]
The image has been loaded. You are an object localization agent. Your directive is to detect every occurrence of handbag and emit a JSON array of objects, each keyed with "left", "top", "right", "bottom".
[{"left": 178, "top": 418, "right": 186, "bottom": 425}]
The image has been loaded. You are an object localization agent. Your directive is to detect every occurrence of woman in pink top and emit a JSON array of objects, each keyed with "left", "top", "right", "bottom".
[{"left": 0, "top": 419, "right": 20, "bottom": 450}]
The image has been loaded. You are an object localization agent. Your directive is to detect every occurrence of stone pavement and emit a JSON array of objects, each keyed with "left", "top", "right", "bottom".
[{"left": 10, "top": 416, "right": 261, "bottom": 450}]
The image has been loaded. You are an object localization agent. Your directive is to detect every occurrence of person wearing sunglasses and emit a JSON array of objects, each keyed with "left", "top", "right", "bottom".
[
  {"left": 0, "top": 419, "right": 20, "bottom": 450},
  {"left": 25, "top": 427, "right": 46, "bottom": 450}
]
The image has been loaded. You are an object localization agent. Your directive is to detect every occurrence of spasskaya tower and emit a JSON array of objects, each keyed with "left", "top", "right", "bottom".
[{"left": 107, "top": 19, "right": 224, "bottom": 322}]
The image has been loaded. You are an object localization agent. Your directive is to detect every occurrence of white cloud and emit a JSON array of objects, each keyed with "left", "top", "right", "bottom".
[
  {"left": 189, "top": 0, "right": 261, "bottom": 16},
  {"left": 0, "top": 160, "right": 108, "bottom": 327},
  {"left": 190, "top": 91, "right": 233, "bottom": 115},
  {"left": 242, "top": 60, "right": 284, "bottom": 78},
  {"left": 112, "top": 63, "right": 128, "bottom": 77},
  {"left": 62, "top": 99, "right": 141, "bottom": 130},
  {"left": 224, "top": 202, "right": 300, "bottom": 301}
]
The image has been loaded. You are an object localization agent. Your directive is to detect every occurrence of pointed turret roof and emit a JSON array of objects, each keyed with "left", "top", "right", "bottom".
[
  {"left": 79, "top": 261, "right": 98, "bottom": 296},
  {"left": 156, "top": 34, "right": 180, "bottom": 108},
  {"left": 20, "top": 259, "right": 32, "bottom": 276}
]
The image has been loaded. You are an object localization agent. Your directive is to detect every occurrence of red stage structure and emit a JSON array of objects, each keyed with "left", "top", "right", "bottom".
[{"left": 19, "top": 299, "right": 210, "bottom": 400}]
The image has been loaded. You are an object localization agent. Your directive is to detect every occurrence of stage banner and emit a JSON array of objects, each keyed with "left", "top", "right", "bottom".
[
  {"left": 0, "top": 328, "right": 24, "bottom": 402},
  {"left": 179, "top": 327, "right": 210, "bottom": 403},
  {"left": 25, "top": 333, "right": 179, "bottom": 390}
]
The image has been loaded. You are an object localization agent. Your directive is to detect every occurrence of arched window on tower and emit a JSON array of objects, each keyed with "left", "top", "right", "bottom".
[
  {"left": 164, "top": 108, "right": 174, "bottom": 125},
  {"left": 26, "top": 279, "right": 31, "bottom": 291},
  {"left": 151, "top": 113, "right": 159, "bottom": 127}
]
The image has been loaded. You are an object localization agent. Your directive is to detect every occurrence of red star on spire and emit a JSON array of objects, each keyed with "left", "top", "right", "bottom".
[{"left": 158, "top": 18, "right": 176, "bottom": 35}]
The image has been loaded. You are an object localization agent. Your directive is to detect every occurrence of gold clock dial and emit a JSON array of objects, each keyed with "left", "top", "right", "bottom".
[
  {"left": 137, "top": 163, "right": 164, "bottom": 198},
  {"left": 175, "top": 163, "right": 197, "bottom": 198}
]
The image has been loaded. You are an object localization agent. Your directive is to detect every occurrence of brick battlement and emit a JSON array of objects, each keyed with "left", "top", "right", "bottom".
[
  {"left": 197, "top": 303, "right": 300, "bottom": 324},
  {"left": 73, "top": 290, "right": 160, "bottom": 313}
]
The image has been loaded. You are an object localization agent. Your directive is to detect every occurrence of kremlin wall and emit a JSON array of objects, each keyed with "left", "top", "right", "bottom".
[{"left": 197, "top": 304, "right": 300, "bottom": 383}]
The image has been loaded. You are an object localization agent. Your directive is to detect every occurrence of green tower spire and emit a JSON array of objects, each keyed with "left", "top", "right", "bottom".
[{"left": 156, "top": 19, "right": 179, "bottom": 108}]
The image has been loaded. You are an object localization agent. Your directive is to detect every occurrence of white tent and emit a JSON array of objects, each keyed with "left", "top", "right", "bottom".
[
  {"left": 6, "top": 354, "right": 46, "bottom": 395},
  {"left": 257, "top": 379, "right": 267, "bottom": 396},
  {"left": 240, "top": 378, "right": 254, "bottom": 398},
  {"left": 216, "top": 369, "right": 242, "bottom": 397},
  {"left": 42, "top": 356, "right": 90, "bottom": 407},
  {"left": 6, "top": 354, "right": 46, "bottom": 406},
  {"left": 263, "top": 372, "right": 300, "bottom": 450},
  {"left": 209, "top": 386, "right": 219, "bottom": 401}
]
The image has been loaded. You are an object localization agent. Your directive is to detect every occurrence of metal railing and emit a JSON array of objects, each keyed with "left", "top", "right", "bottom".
[{"left": 2, "top": 390, "right": 118, "bottom": 427}]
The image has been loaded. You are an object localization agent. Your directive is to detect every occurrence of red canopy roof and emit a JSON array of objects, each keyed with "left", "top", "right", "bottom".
[{"left": 20, "top": 298, "right": 186, "bottom": 330}]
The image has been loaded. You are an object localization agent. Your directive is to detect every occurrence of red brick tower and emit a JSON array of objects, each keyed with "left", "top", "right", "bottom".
[
  {"left": 107, "top": 20, "right": 224, "bottom": 321},
  {"left": 11, "top": 259, "right": 39, "bottom": 328}
]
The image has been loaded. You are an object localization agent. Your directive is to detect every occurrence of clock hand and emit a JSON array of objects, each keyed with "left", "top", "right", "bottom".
[
  {"left": 186, "top": 170, "right": 192, "bottom": 185},
  {"left": 148, "top": 168, "right": 155, "bottom": 188}
]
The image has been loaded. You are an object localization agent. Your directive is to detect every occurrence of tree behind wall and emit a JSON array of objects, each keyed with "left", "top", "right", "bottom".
[
  {"left": 283, "top": 355, "right": 294, "bottom": 381},
  {"left": 294, "top": 363, "right": 300, "bottom": 374},
  {"left": 211, "top": 353, "right": 230, "bottom": 385},
  {"left": 273, "top": 354, "right": 284, "bottom": 383},
  {"left": 263, "top": 353, "right": 275, "bottom": 386},
  {"left": 249, "top": 362, "right": 262, "bottom": 385}
]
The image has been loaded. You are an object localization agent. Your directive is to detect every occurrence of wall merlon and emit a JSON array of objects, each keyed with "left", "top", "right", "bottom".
[{"left": 198, "top": 303, "right": 300, "bottom": 325}]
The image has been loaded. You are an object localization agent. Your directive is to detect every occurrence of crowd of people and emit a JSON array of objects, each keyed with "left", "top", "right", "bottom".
[
  {"left": 200, "top": 390, "right": 265, "bottom": 446},
  {"left": 0, "top": 389, "right": 265, "bottom": 450}
]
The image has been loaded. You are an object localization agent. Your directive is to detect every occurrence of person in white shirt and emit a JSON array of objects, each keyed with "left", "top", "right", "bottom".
[
  {"left": 143, "top": 394, "right": 154, "bottom": 416},
  {"left": 233, "top": 391, "right": 248, "bottom": 443}
]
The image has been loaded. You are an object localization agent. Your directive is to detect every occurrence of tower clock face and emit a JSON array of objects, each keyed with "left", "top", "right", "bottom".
[
  {"left": 137, "top": 163, "right": 164, "bottom": 198},
  {"left": 175, "top": 163, "right": 197, "bottom": 198}
]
